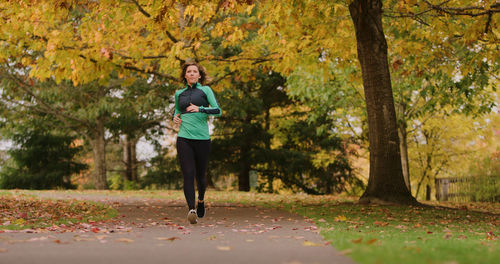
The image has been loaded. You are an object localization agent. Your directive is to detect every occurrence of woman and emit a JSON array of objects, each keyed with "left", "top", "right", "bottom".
[{"left": 173, "top": 62, "right": 221, "bottom": 224}]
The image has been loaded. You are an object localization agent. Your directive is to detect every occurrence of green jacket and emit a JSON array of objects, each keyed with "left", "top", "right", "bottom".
[{"left": 174, "top": 83, "right": 221, "bottom": 140}]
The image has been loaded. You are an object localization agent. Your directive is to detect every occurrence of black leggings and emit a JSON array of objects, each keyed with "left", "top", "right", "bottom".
[{"left": 176, "top": 137, "right": 211, "bottom": 210}]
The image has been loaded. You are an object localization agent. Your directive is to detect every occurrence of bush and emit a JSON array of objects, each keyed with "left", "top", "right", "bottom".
[
  {"left": 141, "top": 156, "right": 183, "bottom": 190},
  {"left": 107, "top": 173, "right": 141, "bottom": 190},
  {"left": 467, "top": 151, "right": 500, "bottom": 202}
]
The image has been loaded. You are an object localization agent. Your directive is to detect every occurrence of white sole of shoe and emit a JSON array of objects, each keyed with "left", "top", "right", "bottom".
[{"left": 187, "top": 210, "right": 198, "bottom": 224}]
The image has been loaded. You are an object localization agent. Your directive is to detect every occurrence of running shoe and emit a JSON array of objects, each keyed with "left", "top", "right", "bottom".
[
  {"left": 187, "top": 209, "right": 198, "bottom": 224},
  {"left": 197, "top": 201, "right": 205, "bottom": 218}
]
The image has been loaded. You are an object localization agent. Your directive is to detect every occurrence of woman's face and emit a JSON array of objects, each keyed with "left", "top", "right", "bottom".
[{"left": 185, "top": 65, "right": 201, "bottom": 85}]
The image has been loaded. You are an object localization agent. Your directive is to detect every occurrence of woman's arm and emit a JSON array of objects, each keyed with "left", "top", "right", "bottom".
[{"left": 199, "top": 86, "right": 221, "bottom": 117}]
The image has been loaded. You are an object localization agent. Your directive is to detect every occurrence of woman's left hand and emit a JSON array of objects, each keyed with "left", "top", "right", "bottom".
[{"left": 186, "top": 103, "right": 199, "bottom": 113}]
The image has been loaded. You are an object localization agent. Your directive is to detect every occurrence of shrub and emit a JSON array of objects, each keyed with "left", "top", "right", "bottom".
[{"left": 467, "top": 151, "right": 500, "bottom": 202}]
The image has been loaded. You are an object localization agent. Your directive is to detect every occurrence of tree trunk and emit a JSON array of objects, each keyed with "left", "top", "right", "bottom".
[
  {"left": 206, "top": 169, "right": 215, "bottom": 189},
  {"left": 264, "top": 108, "right": 273, "bottom": 193},
  {"left": 122, "top": 135, "right": 138, "bottom": 182},
  {"left": 90, "top": 117, "right": 107, "bottom": 189},
  {"left": 130, "top": 137, "right": 138, "bottom": 181},
  {"left": 238, "top": 142, "right": 251, "bottom": 191},
  {"left": 349, "top": 0, "right": 416, "bottom": 204},
  {"left": 397, "top": 118, "right": 411, "bottom": 192},
  {"left": 238, "top": 162, "right": 250, "bottom": 192}
]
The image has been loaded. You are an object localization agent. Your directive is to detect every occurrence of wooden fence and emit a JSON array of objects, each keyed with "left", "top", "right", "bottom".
[{"left": 435, "top": 177, "right": 471, "bottom": 202}]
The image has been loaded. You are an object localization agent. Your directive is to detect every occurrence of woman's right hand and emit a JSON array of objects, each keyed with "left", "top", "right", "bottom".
[{"left": 173, "top": 114, "right": 182, "bottom": 125}]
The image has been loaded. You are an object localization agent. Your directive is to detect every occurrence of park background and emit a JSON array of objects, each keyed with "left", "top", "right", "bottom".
[
  {"left": 0, "top": 1, "right": 499, "bottom": 263},
  {"left": 1, "top": 0, "right": 498, "bottom": 202}
]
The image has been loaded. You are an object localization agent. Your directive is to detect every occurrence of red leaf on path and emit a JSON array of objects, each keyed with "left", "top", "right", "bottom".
[{"left": 91, "top": 227, "right": 100, "bottom": 233}]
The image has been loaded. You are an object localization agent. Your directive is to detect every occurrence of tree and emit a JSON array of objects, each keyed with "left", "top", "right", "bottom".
[
  {"left": 0, "top": 120, "right": 87, "bottom": 189},
  {"left": 349, "top": 0, "right": 498, "bottom": 203},
  {"left": 344, "top": 0, "right": 415, "bottom": 204},
  {"left": 211, "top": 69, "right": 289, "bottom": 191},
  {"left": 1, "top": 0, "right": 497, "bottom": 201},
  {"left": 0, "top": 0, "right": 259, "bottom": 188},
  {"left": 0, "top": 65, "right": 173, "bottom": 189},
  {"left": 269, "top": 109, "right": 362, "bottom": 195},
  {"left": 255, "top": 0, "right": 498, "bottom": 204}
]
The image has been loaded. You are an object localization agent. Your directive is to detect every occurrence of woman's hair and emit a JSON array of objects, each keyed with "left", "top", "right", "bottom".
[{"left": 180, "top": 62, "right": 210, "bottom": 85}]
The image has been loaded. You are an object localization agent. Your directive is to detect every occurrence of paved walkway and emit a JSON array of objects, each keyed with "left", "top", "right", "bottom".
[{"left": 0, "top": 193, "right": 356, "bottom": 264}]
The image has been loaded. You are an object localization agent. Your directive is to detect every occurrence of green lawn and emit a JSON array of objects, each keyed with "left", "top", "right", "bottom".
[
  {"left": 1, "top": 190, "right": 498, "bottom": 264},
  {"left": 289, "top": 202, "right": 499, "bottom": 264}
]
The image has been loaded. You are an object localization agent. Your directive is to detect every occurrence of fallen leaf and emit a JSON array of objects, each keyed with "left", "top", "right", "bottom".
[
  {"left": 374, "top": 221, "right": 389, "bottom": 226},
  {"left": 217, "top": 246, "right": 232, "bottom": 251},
  {"left": 486, "top": 231, "right": 497, "bottom": 240},
  {"left": 334, "top": 215, "right": 347, "bottom": 222},
  {"left": 302, "top": 240, "right": 324, "bottom": 247},
  {"left": 366, "top": 238, "right": 377, "bottom": 245},
  {"left": 73, "top": 236, "right": 95, "bottom": 242},
  {"left": 0, "top": 248, "right": 8, "bottom": 253},
  {"left": 351, "top": 238, "right": 363, "bottom": 244},
  {"left": 115, "top": 238, "right": 134, "bottom": 243}
]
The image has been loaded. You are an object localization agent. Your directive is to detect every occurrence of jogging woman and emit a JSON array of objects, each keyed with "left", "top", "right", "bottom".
[{"left": 173, "top": 62, "right": 221, "bottom": 224}]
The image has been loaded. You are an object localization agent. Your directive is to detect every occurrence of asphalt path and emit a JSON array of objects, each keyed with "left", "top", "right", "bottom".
[{"left": 0, "top": 193, "right": 356, "bottom": 264}]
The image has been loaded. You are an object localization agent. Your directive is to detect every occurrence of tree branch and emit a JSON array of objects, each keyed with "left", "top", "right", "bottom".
[
  {"left": 165, "top": 30, "right": 179, "bottom": 43},
  {"left": 422, "top": 0, "right": 500, "bottom": 16},
  {"left": 126, "top": 0, "right": 179, "bottom": 42},
  {"left": 0, "top": 70, "right": 92, "bottom": 130},
  {"left": 129, "top": 0, "right": 151, "bottom": 17}
]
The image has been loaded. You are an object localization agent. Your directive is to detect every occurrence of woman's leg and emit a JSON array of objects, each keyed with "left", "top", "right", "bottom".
[
  {"left": 193, "top": 139, "right": 210, "bottom": 203},
  {"left": 176, "top": 137, "right": 197, "bottom": 210}
]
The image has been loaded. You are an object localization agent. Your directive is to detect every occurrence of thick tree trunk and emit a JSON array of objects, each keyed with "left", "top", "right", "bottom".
[
  {"left": 349, "top": 0, "right": 416, "bottom": 204},
  {"left": 90, "top": 117, "right": 107, "bottom": 189}
]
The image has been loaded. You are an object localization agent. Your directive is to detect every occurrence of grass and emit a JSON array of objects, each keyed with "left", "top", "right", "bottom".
[
  {"left": 1, "top": 189, "right": 498, "bottom": 263},
  {"left": 289, "top": 203, "right": 499, "bottom": 264}
]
